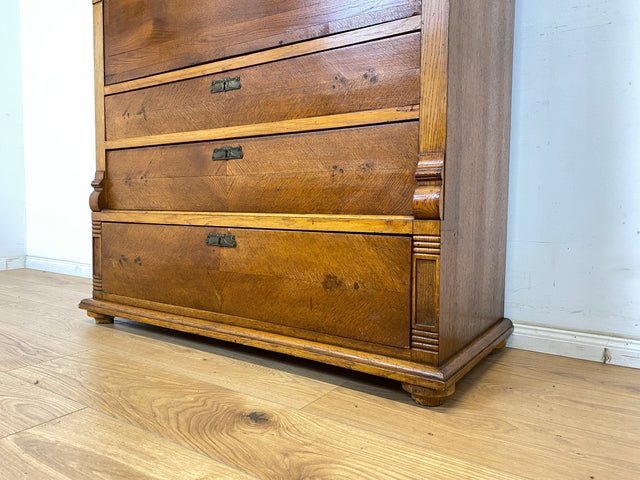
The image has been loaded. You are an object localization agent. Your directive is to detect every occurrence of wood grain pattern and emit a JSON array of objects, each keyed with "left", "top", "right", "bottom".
[
  {"left": 103, "top": 0, "right": 421, "bottom": 84},
  {"left": 11, "top": 350, "right": 522, "bottom": 479},
  {"left": 491, "top": 348, "right": 640, "bottom": 398},
  {"left": 0, "top": 372, "right": 83, "bottom": 438},
  {"left": 2, "top": 270, "right": 639, "bottom": 479},
  {"left": 303, "top": 352, "right": 640, "bottom": 479},
  {"left": 78, "top": 323, "right": 343, "bottom": 410},
  {"left": 0, "top": 324, "right": 87, "bottom": 371},
  {"left": 418, "top": 0, "right": 449, "bottom": 153},
  {"left": 0, "top": 408, "right": 254, "bottom": 479},
  {"left": 105, "top": 123, "right": 419, "bottom": 215},
  {"left": 104, "top": 105, "right": 419, "bottom": 149},
  {"left": 105, "top": 16, "right": 422, "bottom": 95},
  {"left": 0, "top": 271, "right": 342, "bottom": 410},
  {"left": 100, "top": 223, "right": 412, "bottom": 349},
  {"left": 92, "top": 210, "right": 416, "bottom": 235},
  {"left": 437, "top": 0, "right": 516, "bottom": 363},
  {"left": 105, "top": 33, "right": 421, "bottom": 141},
  {"left": 0, "top": 301, "right": 95, "bottom": 347},
  {"left": 93, "top": 1, "right": 106, "bottom": 171}
]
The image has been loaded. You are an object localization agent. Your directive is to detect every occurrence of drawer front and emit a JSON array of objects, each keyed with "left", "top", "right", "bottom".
[
  {"left": 101, "top": 223, "right": 411, "bottom": 349},
  {"left": 105, "top": 123, "right": 418, "bottom": 215},
  {"left": 105, "top": 33, "right": 421, "bottom": 141},
  {"left": 103, "top": 0, "right": 422, "bottom": 85}
]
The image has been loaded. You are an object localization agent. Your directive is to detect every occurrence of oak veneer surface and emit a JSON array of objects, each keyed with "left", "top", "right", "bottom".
[
  {"left": 103, "top": 0, "right": 422, "bottom": 84},
  {"left": 437, "top": 0, "right": 515, "bottom": 362},
  {"left": 100, "top": 222, "right": 412, "bottom": 349},
  {"left": 105, "top": 122, "right": 419, "bottom": 215},
  {"left": 2, "top": 270, "right": 640, "bottom": 479},
  {"left": 105, "top": 33, "right": 421, "bottom": 141}
]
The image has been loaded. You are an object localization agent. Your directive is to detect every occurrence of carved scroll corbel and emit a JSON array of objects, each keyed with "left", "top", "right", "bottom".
[
  {"left": 413, "top": 152, "right": 444, "bottom": 220},
  {"left": 89, "top": 170, "right": 106, "bottom": 212}
]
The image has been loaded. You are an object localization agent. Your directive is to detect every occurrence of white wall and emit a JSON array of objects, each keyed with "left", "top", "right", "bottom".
[
  {"left": 11, "top": 1, "right": 640, "bottom": 364},
  {"left": 0, "top": 0, "right": 26, "bottom": 269},
  {"left": 19, "top": 0, "right": 95, "bottom": 275},
  {"left": 506, "top": 0, "right": 640, "bottom": 363}
]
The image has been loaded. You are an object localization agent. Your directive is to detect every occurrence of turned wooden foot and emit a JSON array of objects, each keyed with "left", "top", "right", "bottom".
[
  {"left": 87, "top": 312, "right": 114, "bottom": 324},
  {"left": 490, "top": 340, "right": 507, "bottom": 355},
  {"left": 401, "top": 383, "right": 455, "bottom": 407}
]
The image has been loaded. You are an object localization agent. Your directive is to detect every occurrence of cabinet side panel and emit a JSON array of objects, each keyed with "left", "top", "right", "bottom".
[{"left": 438, "top": 0, "right": 515, "bottom": 362}]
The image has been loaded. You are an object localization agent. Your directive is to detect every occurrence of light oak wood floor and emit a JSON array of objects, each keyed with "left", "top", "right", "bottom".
[{"left": 0, "top": 269, "right": 637, "bottom": 479}]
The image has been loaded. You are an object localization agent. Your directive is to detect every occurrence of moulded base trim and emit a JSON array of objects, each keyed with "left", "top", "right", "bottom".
[{"left": 508, "top": 323, "right": 640, "bottom": 369}]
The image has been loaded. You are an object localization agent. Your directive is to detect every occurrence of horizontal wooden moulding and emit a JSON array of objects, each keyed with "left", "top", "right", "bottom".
[
  {"left": 104, "top": 16, "right": 422, "bottom": 95},
  {"left": 79, "top": 298, "right": 513, "bottom": 391},
  {"left": 105, "top": 106, "right": 420, "bottom": 150},
  {"left": 92, "top": 211, "right": 432, "bottom": 235}
]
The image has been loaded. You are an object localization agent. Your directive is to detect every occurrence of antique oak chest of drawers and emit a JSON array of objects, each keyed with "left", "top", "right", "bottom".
[{"left": 81, "top": 0, "right": 515, "bottom": 406}]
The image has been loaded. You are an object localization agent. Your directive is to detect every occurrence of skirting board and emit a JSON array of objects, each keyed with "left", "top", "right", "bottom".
[
  {"left": 3, "top": 257, "right": 639, "bottom": 369},
  {"left": 0, "top": 256, "right": 26, "bottom": 270},
  {"left": 24, "top": 256, "right": 92, "bottom": 278},
  {"left": 507, "top": 324, "right": 640, "bottom": 369}
]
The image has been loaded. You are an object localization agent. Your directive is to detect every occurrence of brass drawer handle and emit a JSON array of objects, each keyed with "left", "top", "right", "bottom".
[
  {"left": 212, "top": 146, "right": 243, "bottom": 161},
  {"left": 210, "top": 76, "right": 241, "bottom": 93},
  {"left": 206, "top": 233, "right": 236, "bottom": 248}
]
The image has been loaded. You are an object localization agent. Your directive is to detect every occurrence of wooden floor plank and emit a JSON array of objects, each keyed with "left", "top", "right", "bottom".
[
  {"left": 454, "top": 350, "right": 640, "bottom": 441},
  {"left": 1, "top": 298, "right": 347, "bottom": 408},
  {"left": 0, "top": 283, "right": 90, "bottom": 311},
  {"left": 1, "top": 269, "right": 639, "bottom": 479},
  {"left": 9, "top": 350, "right": 524, "bottom": 480},
  {"left": 0, "top": 300, "right": 99, "bottom": 344},
  {"left": 82, "top": 320, "right": 343, "bottom": 409},
  {"left": 0, "top": 270, "right": 359, "bottom": 409},
  {"left": 0, "top": 372, "right": 84, "bottom": 438},
  {"left": 0, "top": 408, "right": 256, "bottom": 479},
  {"left": 0, "top": 323, "right": 88, "bottom": 372},
  {"left": 303, "top": 351, "right": 640, "bottom": 480},
  {"left": 0, "top": 269, "right": 91, "bottom": 290},
  {"left": 491, "top": 347, "right": 640, "bottom": 398}
]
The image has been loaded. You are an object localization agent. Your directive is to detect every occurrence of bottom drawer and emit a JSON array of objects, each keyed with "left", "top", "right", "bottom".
[{"left": 100, "top": 223, "right": 412, "bottom": 349}]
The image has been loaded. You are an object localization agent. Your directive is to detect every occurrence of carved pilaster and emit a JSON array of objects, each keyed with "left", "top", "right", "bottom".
[
  {"left": 92, "top": 220, "right": 103, "bottom": 298},
  {"left": 413, "top": 152, "right": 444, "bottom": 220},
  {"left": 411, "top": 231, "right": 440, "bottom": 364},
  {"left": 89, "top": 170, "right": 106, "bottom": 212}
]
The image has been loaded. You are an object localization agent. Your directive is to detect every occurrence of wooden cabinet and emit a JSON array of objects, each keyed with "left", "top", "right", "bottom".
[{"left": 81, "top": 0, "right": 516, "bottom": 406}]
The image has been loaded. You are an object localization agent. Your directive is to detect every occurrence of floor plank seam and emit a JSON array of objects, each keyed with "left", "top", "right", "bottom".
[
  {"left": 0, "top": 406, "right": 90, "bottom": 441},
  {"left": 3, "top": 347, "right": 97, "bottom": 377}
]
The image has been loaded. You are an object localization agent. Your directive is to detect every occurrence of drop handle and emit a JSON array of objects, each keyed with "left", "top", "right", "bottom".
[{"left": 212, "top": 146, "right": 243, "bottom": 161}]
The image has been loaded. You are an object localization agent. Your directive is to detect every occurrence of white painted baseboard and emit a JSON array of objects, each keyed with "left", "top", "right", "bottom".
[
  {"left": 0, "top": 255, "right": 26, "bottom": 270},
  {"left": 507, "top": 323, "right": 640, "bottom": 368},
  {"left": 25, "top": 256, "right": 92, "bottom": 278}
]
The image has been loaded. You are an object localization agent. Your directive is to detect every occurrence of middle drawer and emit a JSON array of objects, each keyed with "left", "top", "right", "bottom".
[
  {"left": 105, "top": 33, "right": 420, "bottom": 141},
  {"left": 105, "top": 122, "right": 419, "bottom": 215}
]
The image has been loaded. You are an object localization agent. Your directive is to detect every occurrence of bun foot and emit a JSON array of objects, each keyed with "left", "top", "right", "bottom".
[
  {"left": 490, "top": 340, "right": 507, "bottom": 355},
  {"left": 87, "top": 312, "right": 114, "bottom": 324},
  {"left": 401, "top": 383, "right": 455, "bottom": 407}
]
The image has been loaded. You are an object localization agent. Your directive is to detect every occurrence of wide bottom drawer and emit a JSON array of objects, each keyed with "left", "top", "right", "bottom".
[{"left": 100, "top": 223, "right": 412, "bottom": 349}]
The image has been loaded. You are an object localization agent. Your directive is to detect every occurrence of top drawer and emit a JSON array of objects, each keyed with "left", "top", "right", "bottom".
[{"left": 103, "top": 0, "right": 422, "bottom": 85}]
